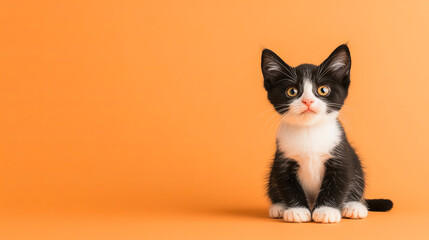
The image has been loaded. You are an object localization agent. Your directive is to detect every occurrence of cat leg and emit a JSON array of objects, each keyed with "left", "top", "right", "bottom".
[
  {"left": 342, "top": 172, "right": 367, "bottom": 219},
  {"left": 268, "top": 169, "right": 287, "bottom": 218},
  {"left": 312, "top": 158, "right": 349, "bottom": 223},
  {"left": 272, "top": 159, "right": 311, "bottom": 223}
]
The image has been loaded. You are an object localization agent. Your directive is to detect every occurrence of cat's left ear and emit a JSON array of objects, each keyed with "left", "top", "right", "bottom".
[{"left": 319, "top": 44, "right": 351, "bottom": 85}]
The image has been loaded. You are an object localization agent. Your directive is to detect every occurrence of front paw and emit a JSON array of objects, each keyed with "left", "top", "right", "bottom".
[
  {"left": 283, "top": 207, "right": 311, "bottom": 223},
  {"left": 312, "top": 206, "right": 341, "bottom": 223}
]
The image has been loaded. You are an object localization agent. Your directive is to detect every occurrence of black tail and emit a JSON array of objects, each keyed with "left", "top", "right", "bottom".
[{"left": 365, "top": 199, "right": 393, "bottom": 212}]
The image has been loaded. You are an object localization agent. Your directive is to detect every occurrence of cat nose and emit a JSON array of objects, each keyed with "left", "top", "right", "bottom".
[{"left": 302, "top": 99, "right": 314, "bottom": 107}]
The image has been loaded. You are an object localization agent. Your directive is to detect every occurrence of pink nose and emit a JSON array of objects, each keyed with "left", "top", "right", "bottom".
[{"left": 302, "top": 99, "right": 314, "bottom": 107}]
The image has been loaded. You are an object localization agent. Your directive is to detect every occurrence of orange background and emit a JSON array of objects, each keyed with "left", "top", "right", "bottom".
[{"left": 1, "top": 0, "right": 429, "bottom": 239}]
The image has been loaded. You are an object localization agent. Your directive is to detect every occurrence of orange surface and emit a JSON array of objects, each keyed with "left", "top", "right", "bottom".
[{"left": 0, "top": 0, "right": 429, "bottom": 239}]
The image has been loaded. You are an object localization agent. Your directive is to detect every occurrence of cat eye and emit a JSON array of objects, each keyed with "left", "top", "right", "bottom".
[
  {"left": 286, "top": 87, "right": 298, "bottom": 97},
  {"left": 317, "top": 86, "right": 330, "bottom": 96}
]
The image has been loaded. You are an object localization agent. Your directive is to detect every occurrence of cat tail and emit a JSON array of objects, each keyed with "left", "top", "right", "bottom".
[{"left": 365, "top": 199, "right": 393, "bottom": 212}]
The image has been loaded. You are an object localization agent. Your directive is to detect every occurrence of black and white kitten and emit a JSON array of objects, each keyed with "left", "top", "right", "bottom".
[{"left": 261, "top": 44, "right": 393, "bottom": 223}]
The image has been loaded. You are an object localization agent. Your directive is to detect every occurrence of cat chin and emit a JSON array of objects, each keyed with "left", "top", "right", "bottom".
[{"left": 281, "top": 111, "right": 339, "bottom": 127}]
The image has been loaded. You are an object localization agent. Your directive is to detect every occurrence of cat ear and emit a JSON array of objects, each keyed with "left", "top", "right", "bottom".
[
  {"left": 319, "top": 44, "right": 351, "bottom": 83},
  {"left": 261, "top": 49, "right": 294, "bottom": 91}
]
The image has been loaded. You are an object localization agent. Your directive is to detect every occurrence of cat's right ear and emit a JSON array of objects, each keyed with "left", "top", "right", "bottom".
[{"left": 261, "top": 49, "right": 293, "bottom": 91}]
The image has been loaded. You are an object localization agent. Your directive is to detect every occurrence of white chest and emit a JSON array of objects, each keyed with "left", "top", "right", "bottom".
[{"left": 277, "top": 120, "right": 341, "bottom": 204}]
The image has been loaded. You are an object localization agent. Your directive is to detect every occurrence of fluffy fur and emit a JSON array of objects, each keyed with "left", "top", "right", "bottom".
[{"left": 262, "top": 44, "right": 393, "bottom": 223}]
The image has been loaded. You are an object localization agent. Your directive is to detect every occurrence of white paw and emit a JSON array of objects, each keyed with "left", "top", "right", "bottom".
[
  {"left": 269, "top": 203, "right": 286, "bottom": 218},
  {"left": 312, "top": 206, "right": 341, "bottom": 223},
  {"left": 283, "top": 207, "right": 311, "bottom": 223},
  {"left": 342, "top": 201, "right": 368, "bottom": 219}
]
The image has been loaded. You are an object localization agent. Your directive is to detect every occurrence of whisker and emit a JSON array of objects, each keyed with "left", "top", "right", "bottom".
[
  {"left": 337, "top": 112, "right": 353, "bottom": 132},
  {"left": 269, "top": 110, "right": 294, "bottom": 134},
  {"left": 257, "top": 103, "right": 292, "bottom": 118}
]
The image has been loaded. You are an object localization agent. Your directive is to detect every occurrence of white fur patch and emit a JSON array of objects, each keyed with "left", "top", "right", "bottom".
[
  {"left": 277, "top": 80, "right": 341, "bottom": 208},
  {"left": 312, "top": 206, "right": 341, "bottom": 223},
  {"left": 283, "top": 207, "right": 311, "bottom": 223},
  {"left": 269, "top": 203, "right": 286, "bottom": 218},
  {"left": 342, "top": 201, "right": 368, "bottom": 219}
]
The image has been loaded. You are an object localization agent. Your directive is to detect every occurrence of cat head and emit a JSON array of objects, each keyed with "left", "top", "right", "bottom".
[{"left": 261, "top": 44, "right": 351, "bottom": 126}]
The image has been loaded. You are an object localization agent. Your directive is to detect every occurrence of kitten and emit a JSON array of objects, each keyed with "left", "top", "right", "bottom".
[{"left": 261, "top": 44, "right": 393, "bottom": 223}]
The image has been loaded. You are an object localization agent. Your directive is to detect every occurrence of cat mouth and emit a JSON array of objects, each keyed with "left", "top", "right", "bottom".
[{"left": 301, "top": 108, "right": 317, "bottom": 114}]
